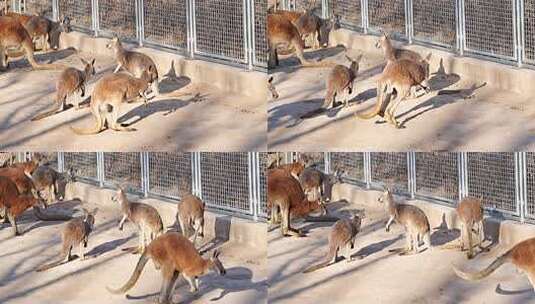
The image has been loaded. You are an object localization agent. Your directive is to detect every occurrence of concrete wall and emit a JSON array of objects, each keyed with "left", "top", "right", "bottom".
[
  {"left": 64, "top": 182, "right": 267, "bottom": 250},
  {"left": 330, "top": 29, "right": 535, "bottom": 96},
  {"left": 331, "top": 182, "right": 535, "bottom": 248},
  {"left": 59, "top": 32, "right": 267, "bottom": 98}
]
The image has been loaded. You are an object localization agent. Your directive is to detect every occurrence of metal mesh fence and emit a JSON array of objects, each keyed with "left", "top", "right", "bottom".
[
  {"left": 330, "top": 0, "right": 362, "bottom": 30},
  {"left": 330, "top": 152, "right": 365, "bottom": 182},
  {"left": 415, "top": 152, "right": 458, "bottom": 202},
  {"left": 370, "top": 152, "right": 408, "bottom": 194},
  {"left": 259, "top": 152, "right": 268, "bottom": 217},
  {"left": 142, "top": 0, "right": 187, "bottom": 50},
  {"left": 148, "top": 153, "right": 192, "bottom": 199},
  {"left": 464, "top": 0, "right": 515, "bottom": 59},
  {"left": 59, "top": 0, "right": 92, "bottom": 30},
  {"left": 194, "top": 0, "right": 245, "bottom": 63},
  {"left": 525, "top": 153, "right": 535, "bottom": 219},
  {"left": 367, "top": 0, "right": 405, "bottom": 36},
  {"left": 98, "top": 0, "right": 137, "bottom": 40},
  {"left": 254, "top": 0, "right": 268, "bottom": 66},
  {"left": 103, "top": 152, "right": 142, "bottom": 192},
  {"left": 525, "top": 1, "right": 535, "bottom": 63},
  {"left": 22, "top": 0, "right": 53, "bottom": 18},
  {"left": 466, "top": 153, "right": 517, "bottom": 214},
  {"left": 296, "top": 152, "right": 325, "bottom": 172},
  {"left": 64, "top": 152, "right": 98, "bottom": 181},
  {"left": 200, "top": 152, "right": 251, "bottom": 214},
  {"left": 412, "top": 0, "right": 456, "bottom": 47},
  {"left": 291, "top": 0, "right": 322, "bottom": 14}
]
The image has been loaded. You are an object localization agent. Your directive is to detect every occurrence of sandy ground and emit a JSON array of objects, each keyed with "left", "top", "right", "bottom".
[
  {"left": 268, "top": 199, "right": 535, "bottom": 304},
  {"left": 0, "top": 49, "right": 266, "bottom": 151},
  {"left": 268, "top": 46, "right": 535, "bottom": 151},
  {"left": 0, "top": 199, "right": 267, "bottom": 304}
]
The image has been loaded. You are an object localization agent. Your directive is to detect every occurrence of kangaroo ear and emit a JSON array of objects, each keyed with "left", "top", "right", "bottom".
[
  {"left": 80, "top": 58, "right": 88, "bottom": 65},
  {"left": 213, "top": 250, "right": 220, "bottom": 258},
  {"left": 91, "top": 58, "right": 96, "bottom": 66}
]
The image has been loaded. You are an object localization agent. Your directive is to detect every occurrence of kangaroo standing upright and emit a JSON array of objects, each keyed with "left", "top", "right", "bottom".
[
  {"left": 324, "top": 54, "right": 362, "bottom": 109},
  {"left": 36, "top": 208, "right": 98, "bottom": 272},
  {"left": 378, "top": 189, "right": 431, "bottom": 255},
  {"left": 303, "top": 211, "right": 364, "bottom": 273},
  {"left": 456, "top": 196, "right": 486, "bottom": 259},
  {"left": 175, "top": 193, "right": 205, "bottom": 246},
  {"left": 32, "top": 58, "right": 96, "bottom": 121},
  {"left": 107, "top": 232, "right": 226, "bottom": 304},
  {"left": 112, "top": 187, "right": 163, "bottom": 253},
  {"left": 299, "top": 166, "right": 343, "bottom": 203},
  {"left": 31, "top": 165, "right": 75, "bottom": 203}
]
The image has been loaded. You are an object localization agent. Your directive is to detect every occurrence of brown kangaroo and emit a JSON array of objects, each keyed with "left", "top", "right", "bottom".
[
  {"left": 456, "top": 196, "right": 486, "bottom": 259},
  {"left": 0, "top": 16, "right": 65, "bottom": 70},
  {"left": 453, "top": 237, "right": 535, "bottom": 291},
  {"left": 36, "top": 208, "right": 98, "bottom": 272},
  {"left": 378, "top": 189, "right": 431, "bottom": 255},
  {"left": 299, "top": 166, "right": 344, "bottom": 203},
  {"left": 32, "top": 58, "right": 96, "bottom": 121},
  {"left": 24, "top": 15, "right": 70, "bottom": 51},
  {"left": 106, "top": 232, "right": 226, "bottom": 304},
  {"left": 0, "top": 164, "right": 40, "bottom": 197},
  {"left": 31, "top": 165, "right": 75, "bottom": 204},
  {"left": 324, "top": 54, "right": 362, "bottom": 109},
  {"left": 70, "top": 67, "right": 156, "bottom": 135},
  {"left": 303, "top": 211, "right": 364, "bottom": 273},
  {"left": 175, "top": 193, "right": 205, "bottom": 246}
]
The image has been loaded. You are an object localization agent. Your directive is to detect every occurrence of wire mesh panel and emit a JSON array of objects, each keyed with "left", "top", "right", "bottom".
[
  {"left": 64, "top": 153, "right": 98, "bottom": 181},
  {"left": 415, "top": 152, "right": 458, "bottom": 203},
  {"left": 466, "top": 153, "right": 517, "bottom": 215},
  {"left": 412, "top": 0, "right": 456, "bottom": 47},
  {"left": 143, "top": 0, "right": 187, "bottom": 50},
  {"left": 525, "top": 1, "right": 535, "bottom": 64},
  {"left": 59, "top": 0, "right": 92, "bottom": 30},
  {"left": 526, "top": 153, "right": 535, "bottom": 219},
  {"left": 293, "top": 0, "right": 322, "bottom": 14},
  {"left": 254, "top": 0, "right": 268, "bottom": 66},
  {"left": 259, "top": 152, "right": 268, "bottom": 217},
  {"left": 200, "top": 153, "right": 251, "bottom": 214},
  {"left": 98, "top": 0, "right": 137, "bottom": 40},
  {"left": 370, "top": 152, "right": 408, "bottom": 194},
  {"left": 22, "top": 0, "right": 52, "bottom": 18},
  {"left": 194, "top": 0, "right": 246, "bottom": 63},
  {"left": 464, "top": 0, "right": 515, "bottom": 59},
  {"left": 330, "top": 0, "right": 362, "bottom": 30},
  {"left": 296, "top": 152, "right": 325, "bottom": 172},
  {"left": 368, "top": 0, "right": 405, "bottom": 36},
  {"left": 330, "top": 152, "right": 365, "bottom": 183},
  {"left": 148, "top": 153, "right": 192, "bottom": 199},
  {"left": 103, "top": 152, "right": 142, "bottom": 192}
]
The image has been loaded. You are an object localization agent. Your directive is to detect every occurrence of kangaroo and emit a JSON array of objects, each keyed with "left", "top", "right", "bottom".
[
  {"left": 456, "top": 196, "right": 486, "bottom": 259},
  {"left": 453, "top": 237, "right": 535, "bottom": 291},
  {"left": 175, "top": 193, "right": 205, "bottom": 246},
  {"left": 303, "top": 211, "right": 364, "bottom": 273},
  {"left": 0, "top": 16, "right": 65, "bottom": 70},
  {"left": 70, "top": 67, "right": 155, "bottom": 135},
  {"left": 355, "top": 57, "right": 430, "bottom": 128},
  {"left": 376, "top": 33, "right": 422, "bottom": 63},
  {"left": 299, "top": 166, "right": 344, "bottom": 203},
  {"left": 268, "top": 76, "right": 279, "bottom": 100},
  {"left": 23, "top": 15, "right": 70, "bottom": 51},
  {"left": 107, "top": 36, "right": 159, "bottom": 96},
  {"left": 378, "top": 189, "right": 431, "bottom": 255},
  {"left": 31, "top": 165, "right": 75, "bottom": 204},
  {"left": 107, "top": 232, "right": 226, "bottom": 304},
  {"left": 36, "top": 208, "right": 97, "bottom": 272},
  {"left": 0, "top": 165, "right": 40, "bottom": 198},
  {"left": 32, "top": 58, "right": 96, "bottom": 121},
  {"left": 294, "top": 9, "right": 338, "bottom": 49},
  {"left": 268, "top": 168, "right": 327, "bottom": 237},
  {"left": 112, "top": 187, "right": 163, "bottom": 253},
  {"left": 324, "top": 54, "right": 362, "bottom": 109}
]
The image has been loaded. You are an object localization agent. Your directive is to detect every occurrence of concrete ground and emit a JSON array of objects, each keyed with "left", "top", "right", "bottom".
[
  {"left": 0, "top": 190, "right": 267, "bottom": 303},
  {"left": 268, "top": 33, "right": 535, "bottom": 151},
  {"left": 0, "top": 48, "right": 266, "bottom": 151},
  {"left": 268, "top": 199, "right": 535, "bottom": 304}
]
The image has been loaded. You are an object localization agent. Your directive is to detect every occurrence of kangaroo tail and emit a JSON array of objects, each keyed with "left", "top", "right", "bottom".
[
  {"left": 31, "top": 108, "right": 59, "bottom": 121},
  {"left": 36, "top": 244, "right": 71, "bottom": 272},
  {"left": 303, "top": 241, "right": 337, "bottom": 273},
  {"left": 70, "top": 115, "right": 103, "bottom": 135},
  {"left": 453, "top": 249, "right": 512, "bottom": 281},
  {"left": 355, "top": 80, "right": 386, "bottom": 119},
  {"left": 23, "top": 40, "right": 66, "bottom": 71},
  {"left": 106, "top": 252, "right": 149, "bottom": 294}
]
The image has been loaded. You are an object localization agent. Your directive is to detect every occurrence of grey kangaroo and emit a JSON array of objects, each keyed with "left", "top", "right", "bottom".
[{"left": 324, "top": 54, "right": 362, "bottom": 109}]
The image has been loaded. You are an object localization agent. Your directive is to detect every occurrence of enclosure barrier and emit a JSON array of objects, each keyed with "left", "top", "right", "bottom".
[
  {"left": 15, "top": 152, "right": 266, "bottom": 221},
  {"left": 279, "top": 152, "right": 535, "bottom": 224},
  {"left": 283, "top": 0, "right": 535, "bottom": 68},
  {"left": 14, "top": 0, "right": 267, "bottom": 70}
]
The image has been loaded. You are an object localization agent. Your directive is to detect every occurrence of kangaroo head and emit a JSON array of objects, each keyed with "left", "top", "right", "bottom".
[
  {"left": 81, "top": 57, "right": 96, "bottom": 77},
  {"left": 59, "top": 15, "right": 71, "bottom": 33},
  {"left": 328, "top": 166, "right": 345, "bottom": 185},
  {"left": 111, "top": 187, "right": 125, "bottom": 204},
  {"left": 209, "top": 250, "right": 226, "bottom": 276},
  {"left": 106, "top": 36, "right": 121, "bottom": 50},
  {"left": 377, "top": 188, "right": 392, "bottom": 204},
  {"left": 375, "top": 32, "right": 391, "bottom": 49},
  {"left": 82, "top": 207, "right": 98, "bottom": 228},
  {"left": 346, "top": 53, "right": 363, "bottom": 75}
]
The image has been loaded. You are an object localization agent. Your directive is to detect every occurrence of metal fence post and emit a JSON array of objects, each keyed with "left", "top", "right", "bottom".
[
  {"left": 407, "top": 152, "right": 416, "bottom": 199},
  {"left": 322, "top": 0, "right": 329, "bottom": 18},
  {"left": 248, "top": 152, "right": 260, "bottom": 220},
  {"left": 515, "top": 0, "right": 525, "bottom": 67},
  {"left": 405, "top": 0, "right": 413, "bottom": 43},
  {"left": 92, "top": 0, "right": 99, "bottom": 37},
  {"left": 96, "top": 152, "right": 104, "bottom": 188},
  {"left": 187, "top": 0, "right": 196, "bottom": 59},
  {"left": 137, "top": 0, "right": 144, "bottom": 46},
  {"left": 361, "top": 0, "right": 368, "bottom": 34},
  {"left": 515, "top": 152, "right": 527, "bottom": 222},
  {"left": 244, "top": 0, "right": 254, "bottom": 70},
  {"left": 324, "top": 152, "right": 331, "bottom": 174},
  {"left": 52, "top": 0, "right": 58, "bottom": 21},
  {"left": 141, "top": 152, "right": 149, "bottom": 197},
  {"left": 364, "top": 152, "right": 372, "bottom": 189},
  {"left": 57, "top": 152, "right": 65, "bottom": 172},
  {"left": 458, "top": 152, "right": 468, "bottom": 201},
  {"left": 191, "top": 152, "right": 202, "bottom": 199},
  {"left": 456, "top": 0, "right": 465, "bottom": 56}
]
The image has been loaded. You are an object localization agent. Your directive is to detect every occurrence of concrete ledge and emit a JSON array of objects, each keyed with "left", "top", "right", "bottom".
[
  {"left": 331, "top": 28, "right": 535, "bottom": 96},
  {"left": 59, "top": 31, "right": 267, "bottom": 98},
  {"left": 64, "top": 182, "right": 267, "bottom": 250},
  {"left": 332, "top": 182, "right": 535, "bottom": 247}
]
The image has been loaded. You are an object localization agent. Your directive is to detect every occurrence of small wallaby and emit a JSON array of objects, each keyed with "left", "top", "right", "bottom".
[
  {"left": 456, "top": 196, "right": 485, "bottom": 259},
  {"left": 268, "top": 76, "right": 279, "bottom": 100},
  {"left": 70, "top": 67, "right": 155, "bottom": 135},
  {"left": 299, "top": 166, "right": 344, "bottom": 203},
  {"left": 36, "top": 208, "right": 97, "bottom": 272},
  {"left": 31, "top": 165, "right": 75, "bottom": 204},
  {"left": 324, "top": 54, "right": 362, "bottom": 109},
  {"left": 24, "top": 15, "right": 70, "bottom": 51},
  {"left": 355, "top": 57, "right": 430, "bottom": 128},
  {"left": 175, "top": 193, "right": 205, "bottom": 246},
  {"left": 32, "top": 58, "right": 96, "bottom": 121},
  {"left": 268, "top": 168, "right": 326, "bottom": 237},
  {"left": 112, "top": 187, "right": 163, "bottom": 253},
  {"left": 453, "top": 237, "right": 535, "bottom": 291},
  {"left": 303, "top": 211, "right": 364, "bottom": 273},
  {"left": 107, "top": 232, "right": 226, "bottom": 304},
  {"left": 107, "top": 36, "right": 159, "bottom": 96},
  {"left": 378, "top": 189, "right": 431, "bottom": 255}
]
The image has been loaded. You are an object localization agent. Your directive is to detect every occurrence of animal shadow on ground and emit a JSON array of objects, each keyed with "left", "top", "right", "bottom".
[
  {"left": 495, "top": 283, "right": 534, "bottom": 295},
  {"left": 158, "top": 60, "right": 191, "bottom": 94},
  {"left": 6, "top": 47, "right": 77, "bottom": 69},
  {"left": 352, "top": 235, "right": 404, "bottom": 259},
  {"left": 118, "top": 96, "right": 202, "bottom": 127},
  {"left": 298, "top": 199, "right": 350, "bottom": 233},
  {"left": 19, "top": 198, "right": 83, "bottom": 234},
  {"left": 274, "top": 45, "right": 346, "bottom": 72},
  {"left": 86, "top": 235, "right": 137, "bottom": 258},
  {"left": 198, "top": 216, "right": 232, "bottom": 255}
]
